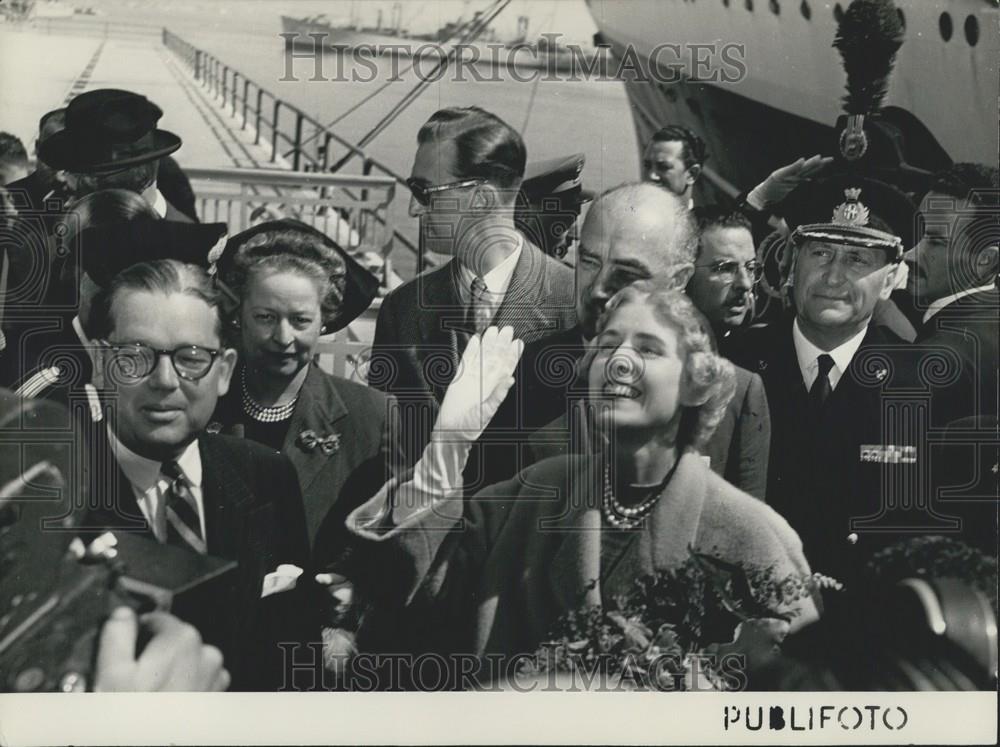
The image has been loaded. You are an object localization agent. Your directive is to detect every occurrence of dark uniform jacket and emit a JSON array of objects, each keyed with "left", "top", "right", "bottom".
[
  {"left": 914, "top": 288, "right": 998, "bottom": 424},
  {"left": 728, "top": 317, "right": 987, "bottom": 583},
  {"left": 368, "top": 239, "right": 576, "bottom": 473}
]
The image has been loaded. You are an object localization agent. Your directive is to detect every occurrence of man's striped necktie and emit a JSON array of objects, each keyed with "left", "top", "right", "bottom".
[{"left": 161, "top": 460, "right": 206, "bottom": 555}]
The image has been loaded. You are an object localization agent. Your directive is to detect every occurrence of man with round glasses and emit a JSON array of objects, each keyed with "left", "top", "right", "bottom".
[
  {"left": 13, "top": 217, "right": 227, "bottom": 417},
  {"left": 82, "top": 258, "right": 319, "bottom": 690},
  {"left": 687, "top": 207, "right": 762, "bottom": 357}
]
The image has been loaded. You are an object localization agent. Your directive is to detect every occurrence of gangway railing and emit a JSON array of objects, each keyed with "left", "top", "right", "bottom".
[
  {"left": 184, "top": 166, "right": 395, "bottom": 252},
  {"left": 162, "top": 29, "right": 436, "bottom": 277}
]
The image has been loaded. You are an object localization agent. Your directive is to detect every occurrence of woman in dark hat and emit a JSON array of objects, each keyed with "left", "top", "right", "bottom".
[{"left": 210, "top": 220, "right": 397, "bottom": 593}]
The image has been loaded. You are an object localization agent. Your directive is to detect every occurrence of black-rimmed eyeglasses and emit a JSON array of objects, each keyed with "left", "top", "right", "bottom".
[
  {"left": 405, "top": 177, "right": 486, "bottom": 207},
  {"left": 695, "top": 259, "right": 764, "bottom": 284},
  {"left": 103, "top": 342, "right": 221, "bottom": 381}
]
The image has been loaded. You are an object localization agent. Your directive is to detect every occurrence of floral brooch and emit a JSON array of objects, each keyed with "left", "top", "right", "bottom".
[{"left": 297, "top": 429, "right": 341, "bottom": 456}]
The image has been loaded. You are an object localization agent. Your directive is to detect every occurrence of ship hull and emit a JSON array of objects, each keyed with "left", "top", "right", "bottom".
[{"left": 586, "top": 0, "right": 998, "bottom": 197}]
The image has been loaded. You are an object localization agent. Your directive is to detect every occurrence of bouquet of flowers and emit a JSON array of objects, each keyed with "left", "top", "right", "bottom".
[{"left": 527, "top": 548, "right": 840, "bottom": 691}]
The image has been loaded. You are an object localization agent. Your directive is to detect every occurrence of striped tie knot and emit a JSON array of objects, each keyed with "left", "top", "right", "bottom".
[
  {"left": 161, "top": 460, "right": 206, "bottom": 555},
  {"left": 468, "top": 276, "right": 492, "bottom": 335}
]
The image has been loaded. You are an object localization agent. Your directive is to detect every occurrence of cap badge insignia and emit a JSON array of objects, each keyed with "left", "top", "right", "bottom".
[{"left": 832, "top": 188, "right": 870, "bottom": 227}]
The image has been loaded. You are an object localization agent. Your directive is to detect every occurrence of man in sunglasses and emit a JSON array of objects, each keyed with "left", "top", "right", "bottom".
[
  {"left": 370, "top": 106, "right": 576, "bottom": 471},
  {"left": 81, "top": 258, "right": 319, "bottom": 690}
]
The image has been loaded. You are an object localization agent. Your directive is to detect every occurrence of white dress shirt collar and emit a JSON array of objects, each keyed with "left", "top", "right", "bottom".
[
  {"left": 106, "top": 426, "right": 205, "bottom": 540},
  {"left": 792, "top": 318, "right": 868, "bottom": 391},
  {"left": 922, "top": 284, "right": 995, "bottom": 324},
  {"left": 456, "top": 233, "right": 523, "bottom": 319},
  {"left": 152, "top": 189, "right": 168, "bottom": 219},
  {"left": 71, "top": 315, "right": 91, "bottom": 347},
  {"left": 107, "top": 427, "right": 203, "bottom": 493}
]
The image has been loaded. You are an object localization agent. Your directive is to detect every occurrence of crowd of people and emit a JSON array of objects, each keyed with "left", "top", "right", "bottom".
[{"left": 0, "top": 78, "right": 996, "bottom": 693}]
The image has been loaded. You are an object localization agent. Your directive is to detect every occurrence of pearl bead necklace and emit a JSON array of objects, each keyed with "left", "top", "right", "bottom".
[
  {"left": 600, "top": 462, "right": 677, "bottom": 530},
  {"left": 240, "top": 368, "right": 298, "bottom": 423}
]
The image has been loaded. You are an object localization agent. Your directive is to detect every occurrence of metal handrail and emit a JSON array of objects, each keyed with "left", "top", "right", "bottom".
[{"left": 162, "top": 28, "right": 433, "bottom": 273}]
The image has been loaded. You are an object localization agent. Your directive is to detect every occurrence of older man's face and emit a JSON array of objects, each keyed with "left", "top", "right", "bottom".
[
  {"left": 575, "top": 200, "right": 692, "bottom": 338},
  {"left": 687, "top": 225, "right": 758, "bottom": 328},
  {"left": 792, "top": 240, "right": 896, "bottom": 334}
]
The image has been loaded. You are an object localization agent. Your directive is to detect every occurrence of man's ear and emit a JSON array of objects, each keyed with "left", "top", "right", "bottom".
[
  {"left": 87, "top": 342, "right": 106, "bottom": 390},
  {"left": 974, "top": 245, "right": 999, "bottom": 283},
  {"left": 685, "top": 165, "right": 702, "bottom": 185},
  {"left": 879, "top": 262, "right": 901, "bottom": 301},
  {"left": 216, "top": 348, "right": 238, "bottom": 397},
  {"left": 471, "top": 184, "right": 497, "bottom": 210},
  {"left": 671, "top": 262, "right": 695, "bottom": 289}
]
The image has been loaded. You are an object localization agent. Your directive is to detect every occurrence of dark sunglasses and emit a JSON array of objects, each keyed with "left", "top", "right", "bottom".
[{"left": 406, "top": 177, "right": 486, "bottom": 207}]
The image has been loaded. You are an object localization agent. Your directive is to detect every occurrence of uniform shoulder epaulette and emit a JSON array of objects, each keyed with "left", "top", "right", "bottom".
[{"left": 15, "top": 366, "right": 63, "bottom": 399}]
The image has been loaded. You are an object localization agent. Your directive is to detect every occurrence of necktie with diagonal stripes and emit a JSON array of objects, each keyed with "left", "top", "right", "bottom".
[
  {"left": 161, "top": 461, "right": 206, "bottom": 555},
  {"left": 468, "top": 276, "right": 492, "bottom": 335}
]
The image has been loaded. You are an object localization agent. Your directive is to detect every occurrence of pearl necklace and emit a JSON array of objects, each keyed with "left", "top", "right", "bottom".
[
  {"left": 600, "top": 462, "right": 678, "bottom": 530},
  {"left": 240, "top": 368, "right": 298, "bottom": 423}
]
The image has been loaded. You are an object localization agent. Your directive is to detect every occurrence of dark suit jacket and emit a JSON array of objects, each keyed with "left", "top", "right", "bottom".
[
  {"left": 212, "top": 364, "right": 401, "bottom": 572},
  {"left": 512, "top": 325, "right": 772, "bottom": 500},
  {"left": 914, "top": 288, "right": 998, "bottom": 423},
  {"left": 728, "top": 317, "right": 988, "bottom": 583},
  {"left": 369, "top": 239, "right": 576, "bottom": 469},
  {"left": 79, "top": 430, "right": 318, "bottom": 690}
]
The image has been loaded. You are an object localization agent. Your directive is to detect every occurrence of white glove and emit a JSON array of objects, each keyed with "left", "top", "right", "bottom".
[
  {"left": 746, "top": 155, "right": 834, "bottom": 210},
  {"left": 431, "top": 326, "right": 524, "bottom": 443}
]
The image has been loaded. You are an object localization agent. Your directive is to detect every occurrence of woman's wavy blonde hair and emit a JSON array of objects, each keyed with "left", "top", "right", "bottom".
[{"left": 577, "top": 281, "right": 737, "bottom": 452}]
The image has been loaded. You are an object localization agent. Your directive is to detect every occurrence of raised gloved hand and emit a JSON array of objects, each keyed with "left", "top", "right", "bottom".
[
  {"left": 746, "top": 155, "right": 834, "bottom": 211},
  {"left": 432, "top": 326, "right": 524, "bottom": 443}
]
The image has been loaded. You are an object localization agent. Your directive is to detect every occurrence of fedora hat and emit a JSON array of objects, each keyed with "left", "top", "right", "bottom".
[{"left": 38, "top": 89, "right": 182, "bottom": 174}]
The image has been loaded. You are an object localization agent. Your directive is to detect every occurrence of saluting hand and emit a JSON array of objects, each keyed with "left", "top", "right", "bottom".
[
  {"left": 748, "top": 154, "right": 834, "bottom": 209},
  {"left": 433, "top": 326, "right": 524, "bottom": 443}
]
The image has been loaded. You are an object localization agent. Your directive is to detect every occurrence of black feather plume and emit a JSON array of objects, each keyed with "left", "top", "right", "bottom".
[{"left": 833, "top": 0, "right": 905, "bottom": 115}]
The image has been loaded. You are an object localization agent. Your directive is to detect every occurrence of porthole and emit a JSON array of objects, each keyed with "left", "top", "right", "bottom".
[
  {"left": 800, "top": 1, "right": 811, "bottom": 20},
  {"left": 965, "top": 14, "right": 979, "bottom": 46},
  {"left": 770, "top": 0, "right": 780, "bottom": 15},
  {"left": 833, "top": 4, "right": 844, "bottom": 23},
  {"left": 896, "top": 8, "right": 905, "bottom": 31},
  {"left": 745, "top": 0, "right": 754, "bottom": 12},
  {"left": 939, "top": 12, "right": 953, "bottom": 42}
]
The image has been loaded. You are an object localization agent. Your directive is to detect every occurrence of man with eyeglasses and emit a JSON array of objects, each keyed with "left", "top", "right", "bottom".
[
  {"left": 729, "top": 175, "right": 928, "bottom": 585},
  {"left": 369, "top": 106, "right": 575, "bottom": 471},
  {"left": 13, "top": 218, "right": 227, "bottom": 416},
  {"left": 687, "top": 208, "right": 762, "bottom": 355},
  {"left": 81, "top": 258, "right": 319, "bottom": 690}
]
